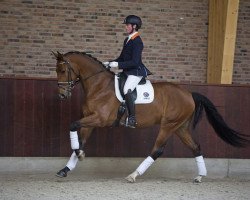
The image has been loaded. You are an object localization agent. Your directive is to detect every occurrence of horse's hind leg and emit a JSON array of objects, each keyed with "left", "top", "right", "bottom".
[
  {"left": 176, "top": 123, "right": 207, "bottom": 183},
  {"left": 56, "top": 127, "right": 93, "bottom": 178},
  {"left": 126, "top": 126, "right": 174, "bottom": 183}
]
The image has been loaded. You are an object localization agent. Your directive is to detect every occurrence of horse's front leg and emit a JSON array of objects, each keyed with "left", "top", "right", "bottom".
[
  {"left": 69, "top": 112, "right": 104, "bottom": 131},
  {"left": 56, "top": 127, "right": 94, "bottom": 178},
  {"left": 77, "top": 127, "right": 94, "bottom": 160},
  {"left": 68, "top": 113, "right": 102, "bottom": 157}
]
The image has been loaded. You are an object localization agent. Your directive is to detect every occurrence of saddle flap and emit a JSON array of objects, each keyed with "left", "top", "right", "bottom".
[{"left": 115, "top": 74, "right": 154, "bottom": 104}]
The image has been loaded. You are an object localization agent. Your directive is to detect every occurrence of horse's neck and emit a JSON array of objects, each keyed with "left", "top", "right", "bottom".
[
  {"left": 78, "top": 58, "right": 113, "bottom": 97},
  {"left": 82, "top": 72, "right": 113, "bottom": 96}
]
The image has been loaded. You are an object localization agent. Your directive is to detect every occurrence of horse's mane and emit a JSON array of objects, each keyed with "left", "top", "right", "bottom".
[{"left": 63, "top": 51, "right": 114, "bottom": 74}]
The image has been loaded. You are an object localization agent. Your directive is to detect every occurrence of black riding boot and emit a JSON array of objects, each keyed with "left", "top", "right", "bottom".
[{"left": 125, "top": 90, "right": 137, "bottom": 128}]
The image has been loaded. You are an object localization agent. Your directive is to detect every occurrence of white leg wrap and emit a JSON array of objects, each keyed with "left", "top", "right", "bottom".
[
  {"left": 70, "top": 131, "right": 79, "bottom": 150},
  {"left": 136, "top": 156, "right": 155, "bottom": 176},
  {"left": 66, "top": 151, "right": 78, "bottom": 170},
  {"left": 195, "top": 155, "right": 207, "bottom": 176}
]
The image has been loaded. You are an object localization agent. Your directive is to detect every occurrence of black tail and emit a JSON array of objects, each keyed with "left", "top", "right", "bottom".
[{"left": 192, "top": 92, "right": 250, "bottom": 147}]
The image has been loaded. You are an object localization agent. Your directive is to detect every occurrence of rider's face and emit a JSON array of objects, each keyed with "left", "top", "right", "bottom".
[{"left": 125, "top": 24, "right": 136, "bottom": 34}]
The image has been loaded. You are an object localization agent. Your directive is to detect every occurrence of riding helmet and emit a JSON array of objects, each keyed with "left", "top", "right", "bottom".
[{"left": 123, "top": 15, "right": 142, "bottom": 29}]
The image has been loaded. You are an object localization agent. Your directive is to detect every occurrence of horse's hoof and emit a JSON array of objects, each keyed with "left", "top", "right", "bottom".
[
  {"left": 125, "top": 171, "right": 139, "bottom": 183},
  {"left": 56, "top": 170, "right": 67, "bottom": 178},
  {"left": 75, "top": 149, "right": 85, "bottom": 161},
  {"left": 193, "top": 175, "right": 202, "bottom": 183},
  {"left": 125, "top": 175, "right": 136, "bottom": 183},
  {"left": 77, "top": 150, "right": 85, "bottom": 161}
]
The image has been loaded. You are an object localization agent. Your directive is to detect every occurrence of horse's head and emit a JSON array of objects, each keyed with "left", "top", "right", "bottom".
[{"left": 52, "top": 51, "right": 80, "bottom": 100}]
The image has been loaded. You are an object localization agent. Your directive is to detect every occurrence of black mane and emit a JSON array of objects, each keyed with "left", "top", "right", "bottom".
[{"left": 63, "top": 51, "right": 112, "bottom": 73}]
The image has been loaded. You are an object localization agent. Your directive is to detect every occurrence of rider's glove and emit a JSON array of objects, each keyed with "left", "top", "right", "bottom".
[{"left": 109, "top": 61, "right": 118, "bottom": 68}]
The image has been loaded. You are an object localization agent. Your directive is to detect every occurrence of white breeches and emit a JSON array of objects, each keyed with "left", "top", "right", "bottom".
[{"left": 123, "top": 75, "right": 143, "bottom": 94}]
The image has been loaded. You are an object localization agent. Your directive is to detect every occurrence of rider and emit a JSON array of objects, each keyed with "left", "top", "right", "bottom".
[{"left": 104, "top": 15, "right": 151, "bottom": 128}]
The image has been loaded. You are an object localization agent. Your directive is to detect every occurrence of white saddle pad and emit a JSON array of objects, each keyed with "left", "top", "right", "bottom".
[{"left": 114, "top": 75, "right": 154, "bottom": 104}]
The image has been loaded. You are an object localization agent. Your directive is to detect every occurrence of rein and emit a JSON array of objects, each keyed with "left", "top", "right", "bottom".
[
  {"left": 81, "top": 69, "right": 106, "bottom": 82},
  {"left": 57, "top": 60, "right": 106, "bottom": 94}
]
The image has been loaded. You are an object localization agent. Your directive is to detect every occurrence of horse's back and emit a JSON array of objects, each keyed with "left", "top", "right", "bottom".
[
  {"left": 152, "top": 81, "right": 195, "bottom": 124},
  {"left": 153, "top": 81, "right": 193, "bottom": 101}
]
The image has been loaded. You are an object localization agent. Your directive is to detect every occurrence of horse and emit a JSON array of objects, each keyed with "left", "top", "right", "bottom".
[{"left": 52, "top": 51, "right": 250, "bottom": 183}]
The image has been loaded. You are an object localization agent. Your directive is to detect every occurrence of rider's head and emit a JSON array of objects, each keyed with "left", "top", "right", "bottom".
[{"left": 123, "top": 15, "right": 142, "bottom": 34}]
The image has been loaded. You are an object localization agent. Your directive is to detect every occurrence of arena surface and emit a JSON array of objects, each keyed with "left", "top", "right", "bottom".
[
  {"left": 1, "top": 172, "right": 250, "bottom": 200},
  {"left": 1, "top": 157, "right": 250, "bottom": 200}
]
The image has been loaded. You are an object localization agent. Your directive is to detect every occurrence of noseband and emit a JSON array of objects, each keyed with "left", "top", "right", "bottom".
[{"left": 57, "top": 60, "right": 80, "bottom": 95}]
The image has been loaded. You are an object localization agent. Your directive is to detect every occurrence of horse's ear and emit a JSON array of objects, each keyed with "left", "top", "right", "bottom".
[
  {"left": 57, "top": 51, "right": 64, "bottom": 61},
  {"left": 52, "top": 51, "right": 58, "bottom": 59}
]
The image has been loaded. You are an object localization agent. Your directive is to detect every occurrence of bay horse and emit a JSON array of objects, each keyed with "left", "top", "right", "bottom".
[{"left": 53, "top": 51, "right": 249, "bottom": 183}]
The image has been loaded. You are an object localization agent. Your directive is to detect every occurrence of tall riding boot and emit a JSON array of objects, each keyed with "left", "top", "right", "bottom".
[{"left": 125, "top": 90, "right": 137, "bottom": 128}]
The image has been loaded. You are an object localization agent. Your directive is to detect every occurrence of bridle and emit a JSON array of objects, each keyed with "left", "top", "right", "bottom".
[
  {"left": 57, "top": 60, "right": 106, "bottom": 97},
  {"left": 57, "top": 60, "right": 80, "bottom": 94}
]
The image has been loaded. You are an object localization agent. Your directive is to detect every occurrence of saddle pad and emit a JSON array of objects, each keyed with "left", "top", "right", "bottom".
[{"left": 114, "top": 75, "right": 154, "bottom": 104}]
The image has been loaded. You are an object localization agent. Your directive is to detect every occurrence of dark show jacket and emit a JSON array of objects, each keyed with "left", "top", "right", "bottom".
[{"left": 113, "top": 33, "right": 152, "bottom": 77}]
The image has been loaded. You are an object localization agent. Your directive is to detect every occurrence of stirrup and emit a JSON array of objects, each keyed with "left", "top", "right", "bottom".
[{"left": 126, "top": 116, "right": 137, "bottom": 128}]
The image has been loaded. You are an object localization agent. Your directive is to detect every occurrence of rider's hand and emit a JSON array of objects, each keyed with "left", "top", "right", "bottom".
[
  {"left": 109, "top": 62, "right": 118, "bottom": 68},
  {"left": 102, "top": 61, "right": 110, "bottom": 68}
]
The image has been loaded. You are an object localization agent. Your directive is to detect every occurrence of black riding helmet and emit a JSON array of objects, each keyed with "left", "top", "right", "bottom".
[{"left": 123, "top": 15, "right": 142, "bottom": 30}]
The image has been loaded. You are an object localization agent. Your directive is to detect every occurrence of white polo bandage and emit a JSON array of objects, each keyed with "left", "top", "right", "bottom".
[
  {"left": 136, "top": 156, "right": 155, "bottom": 175},
  {"left": 70, "top": 131, "right": 79, "bottom": 150},
  {"left": 195, "top": 155, "right": 207, "bottom": 176},
  {"left": 66, "top": 151, "right": 78, "bottom": 170}
]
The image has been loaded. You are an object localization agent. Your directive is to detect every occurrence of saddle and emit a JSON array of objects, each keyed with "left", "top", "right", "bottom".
[
  {"left": 118, "top": 72, "right": 146, "bottom": 101},
  {"left": 114, "top": 72, "right": 154, "bottom": 104},
  {"left": 112, "top": 72, "right": 154, "bottom": 127}
]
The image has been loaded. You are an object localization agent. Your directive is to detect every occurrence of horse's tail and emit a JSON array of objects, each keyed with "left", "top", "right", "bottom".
[{"left": 191, "top": 92, "right": 250, "bottom": 147}]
